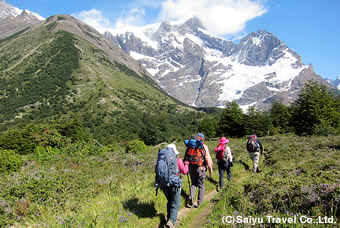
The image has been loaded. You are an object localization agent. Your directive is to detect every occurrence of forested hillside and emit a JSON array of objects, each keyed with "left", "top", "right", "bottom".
[{"left": 0, "top": 16, "right": 203, "bottom": 146}]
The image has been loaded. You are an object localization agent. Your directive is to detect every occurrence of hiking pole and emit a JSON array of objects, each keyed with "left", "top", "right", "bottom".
[{"left": 187, "top": 174, "right": 192, "bottom": 204}]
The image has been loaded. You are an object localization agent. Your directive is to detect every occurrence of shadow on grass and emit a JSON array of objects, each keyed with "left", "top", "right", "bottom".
[
  {"left": 123, "top": 198, "right": 158, "bottom": 218},
  {"left": 207, "top": 176, "right": 218, "bottom": 186},
  {"left": 329, "top": 144, "right": 340, "bottom": 150},
  {"left": 237, "top": 160, "right": 250, "bottom": 171}
]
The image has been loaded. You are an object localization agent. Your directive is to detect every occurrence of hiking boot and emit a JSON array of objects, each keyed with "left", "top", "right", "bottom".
[
  {"left": 187, "top": 201, "right": 194, "bottom": 208},
  {"left": 166, "top": 220, "right": 174, "bottom": 228}
]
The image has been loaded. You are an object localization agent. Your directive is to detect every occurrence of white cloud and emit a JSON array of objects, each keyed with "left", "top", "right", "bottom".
[
  {"left": 115, "top": 8, "right": 146, "bottom": 29},
  {"left": 73, "top": 0, "right": 267, "bottom": 37},
  {"left": 159, "top": 0, "right": 267, "bottom": 36},
  {"left": 72, "top": 9, "right": 111, "bottom": 33}
]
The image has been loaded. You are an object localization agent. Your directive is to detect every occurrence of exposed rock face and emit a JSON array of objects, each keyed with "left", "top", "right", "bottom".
[
  {"left": 0, "top": 1, "right": 43, "bottom": 38},
  {"left": 105, "top": 17, "right": 331, "bottom": 111}
]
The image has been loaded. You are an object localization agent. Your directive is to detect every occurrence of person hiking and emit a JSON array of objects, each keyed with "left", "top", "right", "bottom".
[
  {"left": 214, "top": 137, "right": 233, "bottom": 191},
  {"left": 246, "top": 133, "right": 263, "bottom": 173},
  {"left": 155, "top": 144, "right": 189, "bottom": 228},
  {"left": 184, "top": 133, "right": 213, "bottom": 208}
]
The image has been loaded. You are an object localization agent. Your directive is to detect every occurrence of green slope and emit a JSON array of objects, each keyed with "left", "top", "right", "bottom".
[{"left": 0, "top": 16, "right": 199, "bottom": 144}]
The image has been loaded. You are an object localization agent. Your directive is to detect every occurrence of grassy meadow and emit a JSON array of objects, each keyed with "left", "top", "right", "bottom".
[{"left": 0, "top": 134, "right": 339, "bottom": 227}]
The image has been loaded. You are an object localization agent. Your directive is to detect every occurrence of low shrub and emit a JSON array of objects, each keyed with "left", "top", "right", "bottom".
[
  {"left": 0, "top": 149, "right": 24, "bottom": 172},
  {"left": 31, "top": 128, "right": 71, "bottom": 148},
  {"left": 126, "top": 140, "right": 148, "bottom": 154}
]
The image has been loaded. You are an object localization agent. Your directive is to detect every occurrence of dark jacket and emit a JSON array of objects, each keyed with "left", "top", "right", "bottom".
[{"left": 256, "top": 138, "right": 263, "bottom": 153}]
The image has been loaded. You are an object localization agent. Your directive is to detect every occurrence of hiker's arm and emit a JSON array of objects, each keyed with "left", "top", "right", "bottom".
[
  {"left": 203, "top": 144, "right": 213, "bottom": 175},
  {"left": 177, "top": 157, "right": 189, "bottom": 175},
  {"left": 226, "top": 146, "right": 233, "bottom": 162}
]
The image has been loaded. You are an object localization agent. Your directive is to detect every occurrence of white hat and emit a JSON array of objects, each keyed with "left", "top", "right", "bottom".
[{"left": 167, "top": 144, "right": 179, "bottom": 154}]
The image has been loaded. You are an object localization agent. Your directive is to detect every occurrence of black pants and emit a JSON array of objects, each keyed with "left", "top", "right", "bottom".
[{"left": 217, "top": 160, "right": 232, "bottom": 188}]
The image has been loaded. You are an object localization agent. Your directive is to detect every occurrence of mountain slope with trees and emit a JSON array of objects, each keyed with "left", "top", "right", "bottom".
[{"left": 0, "top": 15, "right": 201, "bottom": 145}]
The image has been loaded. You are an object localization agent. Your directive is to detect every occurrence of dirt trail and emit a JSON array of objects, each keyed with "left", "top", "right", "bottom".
[
  {"left": 174, "top": 172, "right": 250, "bottom": 227},
  {"left": 175, "top": 190, "right": 219, "bottom": 227}
]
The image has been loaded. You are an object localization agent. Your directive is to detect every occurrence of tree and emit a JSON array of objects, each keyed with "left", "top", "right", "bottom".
[
  {"left": 218, "top": 101, "right": 245, "bottom": 137},
  {"left": 269, "top": 101, "right": 292, "bottom": 133},
  {"left": 57, "top": 118, "right": 86, "bottom": 141},
  {"left": 139, "top": 113, "right": 170, "bottom": 145},
  {"left": 0, "top": 128, "right": 35, "bottom": 154},
  {"left": 198, "top": 117, "right": 216, "bottom": 138},
  {"left": 245, "top": 106, "right": 272, "bottom": 137},
  {"left": 291, "top": 80, "right": 340, "bottom": 135}
]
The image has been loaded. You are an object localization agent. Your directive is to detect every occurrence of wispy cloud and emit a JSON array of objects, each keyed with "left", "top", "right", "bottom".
[
  {"left": 115, "top": 8, "right": 146, "bottom": 29},
  {"left": 72, "top": 9, "right": 111, "bottom": 33},
  {"left": 73, "top": 0, "right": 267, "bottom": 37},
  {"left": 159, "top": 0, "right": 267, "bottom": 36}
]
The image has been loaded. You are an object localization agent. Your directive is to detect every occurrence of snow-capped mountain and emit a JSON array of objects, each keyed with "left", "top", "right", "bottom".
[
  {"left": 0, "top": 1, "right": 43, "bottom": 20},
  {"left": 0, "top": 0, "right": 44, "bottom": 38},
  {"left": 326, "top": 76, "right": 340, "bottom": 90},
  {"left": 105, "top": 17, "right": 328, "bottom": 111}
]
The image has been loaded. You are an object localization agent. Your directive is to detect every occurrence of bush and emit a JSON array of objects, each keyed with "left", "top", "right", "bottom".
[
  {"left": 126, "top": 140, "right": 148, "bottom": 154},
  {"left": 0, "top": 149, "right": 24, "bottom": 172},
  {"left": 0, "top": 129, "right": 35, "bottom": 154},
  {"left": 34, "top": 146, "right": 60, "bottom": 161},
  {"left": 31, "top": 127, "right": 71, "bottom": 148},
  {"left": 313, "top": 120, "right": 339, "bottom": 136}
]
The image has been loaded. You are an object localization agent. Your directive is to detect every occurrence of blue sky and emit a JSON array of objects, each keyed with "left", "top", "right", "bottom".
[{"left": 6, "top": 0, "right": 340, "bottom": 80}]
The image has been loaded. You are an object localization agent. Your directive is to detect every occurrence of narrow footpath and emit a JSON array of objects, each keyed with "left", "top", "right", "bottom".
[
  {"left": 174, "top": 168, "right": 250, "bottom": 227},
  {"left": 175, "top": 190, "right": 219, "bottom": 227}
]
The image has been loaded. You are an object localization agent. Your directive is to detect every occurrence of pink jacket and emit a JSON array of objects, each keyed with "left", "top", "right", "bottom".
[
  {"left": 215, "top": 144, "right": 233, "bottom": 162},
  {"left": 177, "top": 157, "right": 189, "bottom": 175}
]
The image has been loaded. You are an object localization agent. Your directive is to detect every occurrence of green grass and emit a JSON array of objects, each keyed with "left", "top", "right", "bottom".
[
  {"left": 204, "top": 135, "right": 340, "bottom": 227},
  {"left": 0, "top": 135, "right": 339, "bottom": 227}
]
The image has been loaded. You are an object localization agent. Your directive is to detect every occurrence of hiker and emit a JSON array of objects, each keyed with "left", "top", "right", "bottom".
[
  {"left": 155, "top": 144, "right": 189, "bottom": 228},
  {"left": 214, "top": 137, "right": 233, "bottom": 191},
  {"left": 185, "top": 133, "right": 213, "bottom": 208},
  {"left": 246, "top": 133, "right": 263, "bottom": 173}
]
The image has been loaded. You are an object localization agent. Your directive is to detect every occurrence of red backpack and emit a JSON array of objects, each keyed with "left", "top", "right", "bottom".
[
  {"left": 184, "top": 135, "right": 205, "bottom": 167},
  {"left": 215, "top": 143, "right": 226, "bottom": 161},
  {"left": 185, "top": 147, "right": 204, "bottom": 166}
]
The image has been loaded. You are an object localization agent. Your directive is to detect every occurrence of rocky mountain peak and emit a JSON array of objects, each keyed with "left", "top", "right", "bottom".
[
  {"left": 0, "top": 0, "right": 20, "bottom": 18},
  {"left": 158, "top": 20, "right": 172, "bottom": 33},
  {"left": 235, "top": 30, "right": 286, "bottom": 66},
  {"left": 105, "top": 17, "right": 331, "bottom": 111},
  {"left": 0, "top": 1, "right": 44, "bottom": 38},
  {"left": 178, "top": 17, "right": 204, "bottom": 34}
]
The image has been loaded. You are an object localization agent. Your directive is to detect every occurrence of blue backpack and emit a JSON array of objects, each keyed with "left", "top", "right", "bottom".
[
  {"left": 184, "top": 138, "right": 203, "bottom": 149},
  {"left": 155, "top": 147, "right": 182, "bottom": 189}
]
